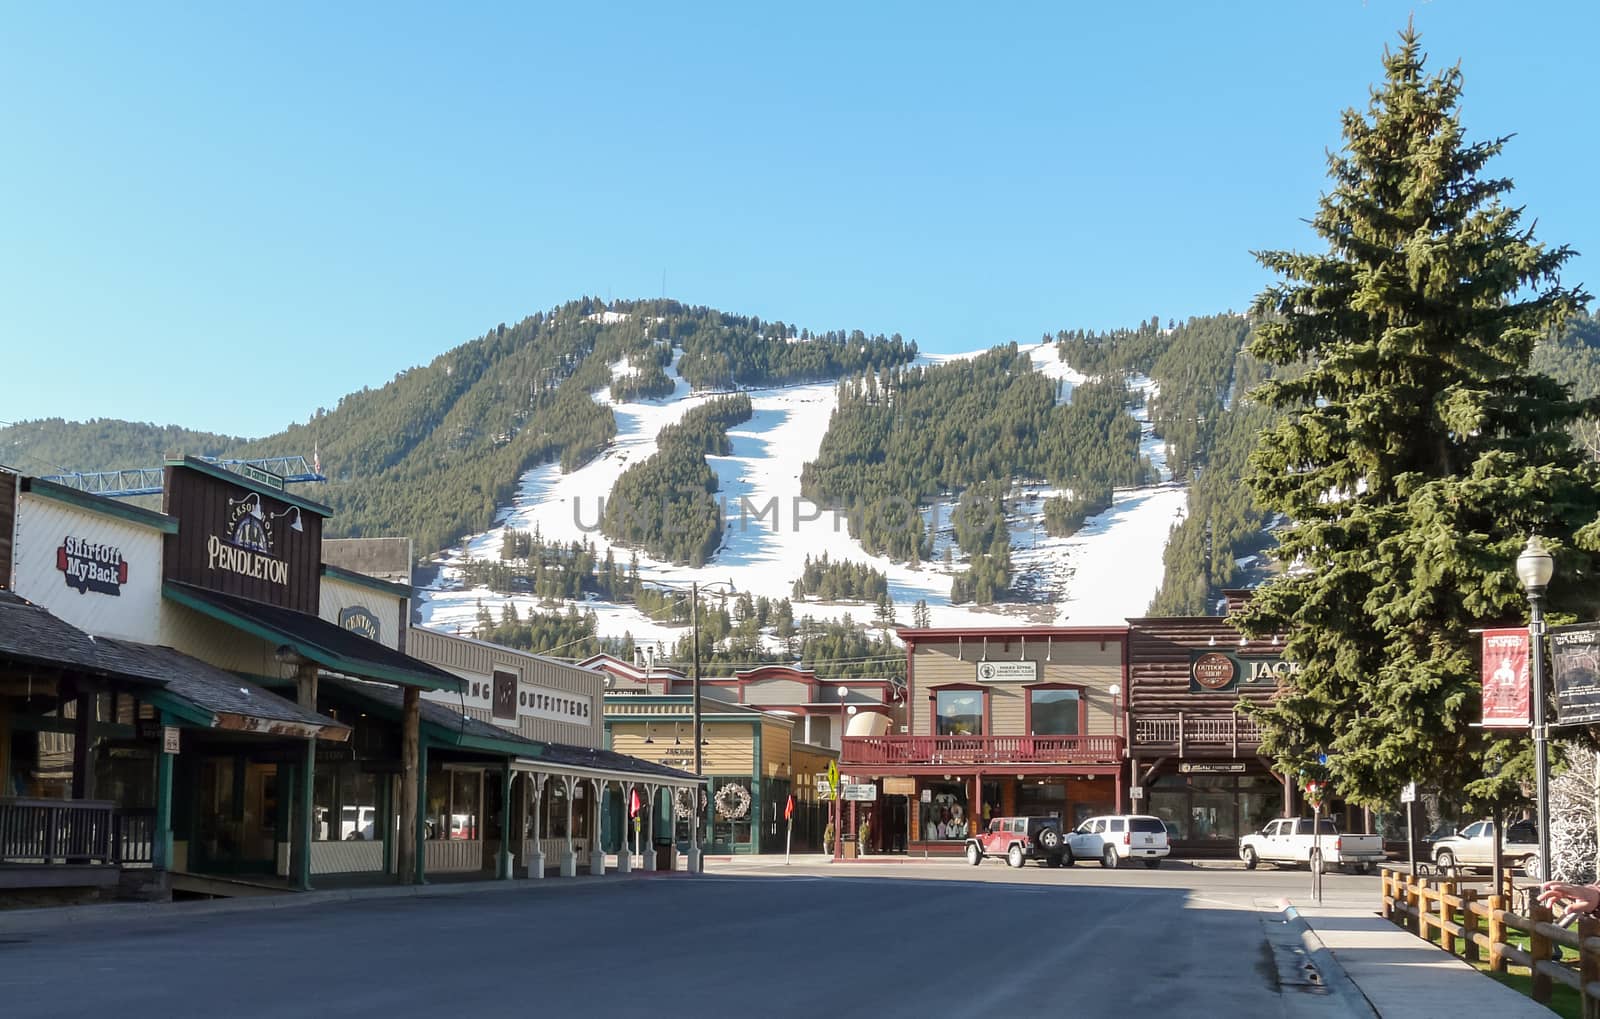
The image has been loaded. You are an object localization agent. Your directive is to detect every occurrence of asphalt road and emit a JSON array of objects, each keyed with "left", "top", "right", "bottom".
[{"left": 2, "top": 861, "right": 1377, "bottom": 1018}]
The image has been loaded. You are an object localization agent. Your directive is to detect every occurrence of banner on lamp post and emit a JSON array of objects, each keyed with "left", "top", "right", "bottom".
[{"left": 1480, "top": 628, "right": 1531, "bottom": 728}]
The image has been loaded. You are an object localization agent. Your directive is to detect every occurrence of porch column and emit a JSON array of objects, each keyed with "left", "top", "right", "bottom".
[
  {"left": 589, "top": 779, "right": 607, "bottom": 876},
  {"left": 617, "top": 782, "right": 633, "bottom": 873},
  {"left": 560, "top": 775, "right": 578, "bottom": 877},
  {"left": 414, "top": 738, "right": 429, "bottom": 885},
  {"left": 71, "top": 690, "right": 95, "bottom": 800},
  {"left": 296, "top": 737, "right": 314, "bottom": 890},
  {"left": 498, "top": 761, "right": 513, "bottom": 880},
  {"left": 153, "top": 713, "right": 175, "bottom": 871},
  {"left": 973, "top": 772, "right": 983, "bottom": 837},
  {"left": 380, "top": 773, "right": 393, "bottom": 876},
  {"left": 398, "top": 687, "right": 420, "bottom": 884},
  {"left": 639, "top": 785, "right": 657, "bottom": 872},
  {"left": 1114, "top": 767, "right": 1124, "bottom": 814},
  {"left": 526, "top": 774, "right": 546, "bottom": 879},
  {"left": 1280, "top": 768, "right": 1294, "bottom": 816}
]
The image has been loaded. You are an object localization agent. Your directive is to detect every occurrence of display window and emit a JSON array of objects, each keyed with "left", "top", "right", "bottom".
[
  {"left": 934, "top": 690, "right": 983, "bottom": 736},
  {"left": 1148, "top": 772, "right": 1278, "bottom": 842},
  {"left": 919, "top": 781, "right": 971, "bottom": 840}
]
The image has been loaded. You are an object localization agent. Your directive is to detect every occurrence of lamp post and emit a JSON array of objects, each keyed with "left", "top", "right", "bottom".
[
  {"left": 1517, "top": 536, "right": 1555, "bottom": 882},
  {"left": 835, "top": 685, "right": 848, "bottom": 861}
]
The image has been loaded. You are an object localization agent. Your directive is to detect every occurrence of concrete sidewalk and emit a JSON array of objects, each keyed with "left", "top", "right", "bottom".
[{"left": 1283, "top": 896, "right": 1553, "bottom": 1018}]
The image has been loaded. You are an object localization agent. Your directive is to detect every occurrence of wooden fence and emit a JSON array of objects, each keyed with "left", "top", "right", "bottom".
[{"left": 1382, "top": 865, "right": 1600, "bottom": 1016}]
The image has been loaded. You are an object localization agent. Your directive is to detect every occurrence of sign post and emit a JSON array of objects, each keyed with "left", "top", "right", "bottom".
[
  {"left": 826, "top": 761, "right": 841, "bottom": 862},
  {"left": 1401, "top": 782, "right": 1417, "bottom": 875}
]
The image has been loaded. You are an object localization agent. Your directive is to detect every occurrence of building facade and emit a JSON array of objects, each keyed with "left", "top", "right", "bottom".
[{"left": 841, "top": 627, "right": 1127, "bottom": 855}]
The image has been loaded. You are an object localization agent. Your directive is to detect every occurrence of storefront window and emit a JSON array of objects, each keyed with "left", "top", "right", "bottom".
[
  {"left": 934, "top": 690, "right": 983, "bottom": 736},
  {"left": 425, "top": 767, "right": 481, "bottom": 840},
  {"left": 1028, "top": 688, "right": 1081, "bottom": 735},
  {"left": 542, "top": 780, "right": 590, "bottom": 841},
  {"left": 312, "top": 765, "right": 378, "bottom": 841},
  {"left": 710, "top": 777, "right": 754, "bottom": 849},
  {"left": 1149, "top": 772, "right": 1280, "bottom": 842},
  {"left": 919, "top": 781, "right": 970, "bottom": 840}
]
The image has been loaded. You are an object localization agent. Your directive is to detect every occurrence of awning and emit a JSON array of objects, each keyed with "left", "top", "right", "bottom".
[
  {"left": 164, "top": 581, "right": 464, "bottom": 693},
  {"left": 94, "top": 637, "right": 350, "bottom": 741},
  {"left": 319, "top": 676, "right": 545, "bottom": 758},
  {"left": 0, "top": 591, "right": 145, "bottom": 678},
  {"left": 510, "top": 744, "right": 700, "bottom": 787}
]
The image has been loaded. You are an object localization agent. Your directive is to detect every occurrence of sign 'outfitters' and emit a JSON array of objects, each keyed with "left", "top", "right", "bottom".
[{"left": 57, "top": 536, "right": 128, "bottom": 595}]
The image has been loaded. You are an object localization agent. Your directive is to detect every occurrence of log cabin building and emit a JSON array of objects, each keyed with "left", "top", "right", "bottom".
[{"left": 1126, "top": 593, "right": 1301, "bottom": 855}]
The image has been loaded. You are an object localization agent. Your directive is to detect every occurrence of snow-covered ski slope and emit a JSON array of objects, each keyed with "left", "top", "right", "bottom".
[{"left": 418, "top": 338, "right": 1187, "bottom": 641}]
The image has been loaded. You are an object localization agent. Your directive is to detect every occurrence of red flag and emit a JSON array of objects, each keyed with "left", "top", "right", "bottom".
[
  {"left": 630, "top": 788, "right": 641, "bottom": 817},
  {"left": 1481, "top": 628, "right": 1531, "bottom": 727},
  {"left": 784, "top": 794, "right": 794, "bottom": 821}
]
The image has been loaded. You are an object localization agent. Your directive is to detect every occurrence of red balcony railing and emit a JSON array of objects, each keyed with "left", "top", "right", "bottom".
[{"left": 842, "top": 734, "right": 1121, "bottom": 767}]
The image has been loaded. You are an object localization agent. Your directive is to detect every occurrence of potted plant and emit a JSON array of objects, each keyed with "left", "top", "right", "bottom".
[{"left": 824, "top": 821, "right": 835, "bottom": 855}]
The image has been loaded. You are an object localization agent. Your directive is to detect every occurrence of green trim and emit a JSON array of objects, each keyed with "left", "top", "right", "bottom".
[
  {"left": 141, "top": 690, "right": 217, "bottom": 729},
  {"left": 321, "top": 563, "right": 412, "bottom": 598},
  {"left": 163, "top": 581, "right": 461, "bottom": 692},
  {"left": 165, "top": 456, "right": 334, "bottom": 516},
  {"left": 154, "top": 711, "right": 174, "bottom": 870},
  {"left": 296, "top": 738, "right": 314, "bottom": 891},
  {"left": 23, "top": 476, "right": 177, "bottom": 532}
]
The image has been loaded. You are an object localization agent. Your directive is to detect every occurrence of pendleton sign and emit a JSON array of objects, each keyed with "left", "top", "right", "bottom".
[
  {"left": 163, "top": 458, "right": 326, "bottom": 613},
  {"left": 1189, "top": 650, "right": 1300, "bottom": 693}
]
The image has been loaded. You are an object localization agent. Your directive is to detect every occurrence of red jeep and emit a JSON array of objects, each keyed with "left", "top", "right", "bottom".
[{"left": 966, "top": 816, "right": 1067, "bottom": 868}]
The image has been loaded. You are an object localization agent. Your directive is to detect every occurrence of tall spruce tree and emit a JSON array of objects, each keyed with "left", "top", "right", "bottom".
[{"left": 1236, "top": 28, "right": 1600, "bottom": 809}]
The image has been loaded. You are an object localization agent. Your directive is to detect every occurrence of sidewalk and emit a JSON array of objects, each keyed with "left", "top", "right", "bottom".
[{"left": 1283, "top": 895, "right": 1553, "bottom": 1018}]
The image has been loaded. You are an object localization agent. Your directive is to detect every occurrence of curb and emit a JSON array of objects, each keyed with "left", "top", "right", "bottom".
[
  {"left": 1278, "top": 899, "right": 1379, "bottom": 1017},
  {"left": 0, "top": 870, "right": 694, "bottom": 936}
]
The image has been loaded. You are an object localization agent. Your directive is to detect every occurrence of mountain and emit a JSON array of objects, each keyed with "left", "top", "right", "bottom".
[{"left": 1, "top": 298, "right": 1297, "bottom": 665}]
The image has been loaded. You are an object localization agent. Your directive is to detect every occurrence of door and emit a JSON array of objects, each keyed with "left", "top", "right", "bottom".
[
  {"left": 192, "top": 757, "right": 281, "bottom": 876},
  {"left": 1071, "top": 818, "right": 1106, "bottom": 857}
]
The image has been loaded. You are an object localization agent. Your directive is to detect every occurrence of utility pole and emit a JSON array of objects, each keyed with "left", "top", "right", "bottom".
[{"left": 689, "top": 581, "right": 703, "bottom": 875}]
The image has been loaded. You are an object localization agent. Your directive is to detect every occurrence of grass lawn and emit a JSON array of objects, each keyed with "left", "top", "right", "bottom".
[{"left": 1442, "top": 929, "right": 1583, "bottom": 1019}]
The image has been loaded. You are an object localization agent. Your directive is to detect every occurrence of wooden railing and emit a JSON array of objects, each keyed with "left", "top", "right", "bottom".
[
  {"left": 115, "top": 808, "right": 155, "bottom": 866},
  {"left": 842, "top": 734, "right": 1121, "bottom": 767},
  {"left": 0, "top": 798, "right": 117, "bottom": 864},
  {"left": 1133, "top": 713, "right": 1260, "bottom": 756},
  {"left": 1382, "top": 865, "right": 1600, "bottom": 1009}
]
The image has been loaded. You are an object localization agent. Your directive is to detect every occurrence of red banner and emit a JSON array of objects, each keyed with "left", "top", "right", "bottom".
[
  {"left": 784, "top": 794, "right": 794, "bottom": 821},
  {"left": 1482, "top": 628, "right": 1531, "bottom": 727}
]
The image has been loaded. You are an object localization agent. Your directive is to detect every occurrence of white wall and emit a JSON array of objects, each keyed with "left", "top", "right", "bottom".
[{"left": 12, "top": 493, "right": 165, "bottom": 642}]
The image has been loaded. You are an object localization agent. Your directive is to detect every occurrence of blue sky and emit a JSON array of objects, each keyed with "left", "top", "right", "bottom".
[{"left": 3, "top": 2, "right": 1595, "bottom": 439}]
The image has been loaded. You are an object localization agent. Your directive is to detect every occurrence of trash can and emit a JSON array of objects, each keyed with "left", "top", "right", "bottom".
[{"left": 655, "top": 838, "right": 676, "bottom": 871}]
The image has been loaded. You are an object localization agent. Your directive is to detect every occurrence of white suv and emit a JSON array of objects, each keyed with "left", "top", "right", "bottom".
[{"left": 1067, "top": 814, "right": 1172, "bottom": 869}]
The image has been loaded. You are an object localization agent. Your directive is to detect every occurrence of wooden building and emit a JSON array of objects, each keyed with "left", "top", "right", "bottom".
[
  {"left": 1126, "top": 596, "right": 1297, "bottom": 855},
  {"left": 841, "top": 626, "right": 1126, "bottom": 855}
]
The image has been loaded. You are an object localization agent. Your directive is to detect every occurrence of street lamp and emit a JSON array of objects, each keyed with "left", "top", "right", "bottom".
[
  {"left": 838, "top": 684, "right": 851, "bottom": 857},
  {"left": 1517, "top": 535, "right": 1555, "bottom": 882}
]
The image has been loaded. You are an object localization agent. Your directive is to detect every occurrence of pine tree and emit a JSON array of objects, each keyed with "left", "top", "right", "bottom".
[{"left": 1236, "top": 27, "right": 1600, "bottom": 809}]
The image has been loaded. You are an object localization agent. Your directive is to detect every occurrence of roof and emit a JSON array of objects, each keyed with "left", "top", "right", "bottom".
[
  {"left": 324, "top": 677, "right": 694, "bottom": 782},
  {"left": 0, "top": 591, "right": 346, "bottom": 738},
  {"left": 895, "top": 625, "right": 1129, "bottom": 642},
  {"left": 164, "top": 581, "right": 464, "bottom": 692},
  {"left": 93, "top": 638, "right": 350, "bottom": 739},
  {"left": 0, "top": 590, "right": 115, "bottom": 675}
]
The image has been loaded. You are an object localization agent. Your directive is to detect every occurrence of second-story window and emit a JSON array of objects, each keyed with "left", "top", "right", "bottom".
[
  {"left": 1029, "top": 688, "right": 1082, "bottom": 735},
  {"left": 935, "top": 690, "right": 983, "bottom": 736}
]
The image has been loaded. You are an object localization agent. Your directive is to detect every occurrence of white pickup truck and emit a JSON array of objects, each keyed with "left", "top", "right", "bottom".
[{"left": 1238, "top": 817, "right": 1386, "bottom": 873}]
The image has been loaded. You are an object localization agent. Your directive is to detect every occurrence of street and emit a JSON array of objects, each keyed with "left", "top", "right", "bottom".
[{"left": 2, "top": 861, "right": 1379, "bottom": 1018}]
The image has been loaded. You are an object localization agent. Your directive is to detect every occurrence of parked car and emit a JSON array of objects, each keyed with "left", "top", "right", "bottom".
[
  {"left": 1238, "top": 817, "right": 1386, "bottom": 873},
  {"left": 1067, "top": 814, "right": 1171, "bottom": 869},
  {"left": 1431, "top": 819, "right": 1540, "bottom": 879},
  {"left": 965, "top": 816, "right": 1068, "bottom": 868}
]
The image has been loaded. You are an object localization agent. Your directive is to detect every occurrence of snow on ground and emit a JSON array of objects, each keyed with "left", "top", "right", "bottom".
[{"left": 419, "top": 343, "right": 1190, "bottom": 645}]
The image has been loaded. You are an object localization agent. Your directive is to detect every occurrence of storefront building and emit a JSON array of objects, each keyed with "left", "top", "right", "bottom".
[
  {"left": 841, "top": 627, "right": 1126, "bottom": 855},
  {"left": 0, "top": 457, "right": 693, "bottom": 900},
  {"left": 1126, "top": 601, "right": 1297, "bottom": 856},
  {"left": 601, "top": 690, "right": 838, "bottom": 855}
]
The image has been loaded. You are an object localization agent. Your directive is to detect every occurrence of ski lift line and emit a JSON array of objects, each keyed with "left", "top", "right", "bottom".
[{"left": 41, "top": 454, "right": 327, "bottom": 499}]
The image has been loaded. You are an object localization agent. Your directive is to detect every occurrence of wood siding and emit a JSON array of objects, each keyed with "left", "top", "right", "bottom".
[
  {"left": 163, "top": 464, "right": 323, "bottom": 613},
  {"left": 409, "top": 627, "right": 604, "bottom": 749},
  {"left": 1126, "top": 616, "right": 1282, "bottom": 756},
  {"left": 909, "top": 637, "right": 1121, "bottom": 737},
  {"left": 607, "top": 719, "right": 754, "bottom": 775},
  {"left": 319, "top": 577, "right": 402, "bottom": 651},
  {"left": 0, "top": 470, "right": 14, "bottom": 589},
  {"left": 744, "top": 678, "right": 811, "bottom": 704}
]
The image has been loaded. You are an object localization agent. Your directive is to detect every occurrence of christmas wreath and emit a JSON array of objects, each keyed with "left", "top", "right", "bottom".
[
  {"left": 714, "top": 783, "right": 752, "bottom": 820},
  {"left": 673, "top": 788, "right": 699, "bottom": 820}
]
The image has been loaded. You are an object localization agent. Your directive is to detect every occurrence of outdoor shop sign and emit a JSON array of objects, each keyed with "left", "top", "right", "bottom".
[
  {"left": 976, "top": 660, "right": 1038, "bottom": 682},
  {"left": 842, "top": 783, "right": 878, "bottom": 801},
  {"left": 338, "top": 605, "right": 381, "bottom": 642},
  {"left": 1188, "top": 650, "right": 1298, "bottom": 693},
  {"left": 1479, "top": 627, "right": 1531, "bottom": 727},
  {"left": 163, "top": 461, "right": 323, "bottom": 613},
  {"left": 1178, "top": 761, "right": 1248, "bottom": 774},
  {"left": 57, "top": 536, "right": 128, "bottom": 595},
  {"left": 1551, "top": 622, "right": 1600, "bottom": 727}
]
